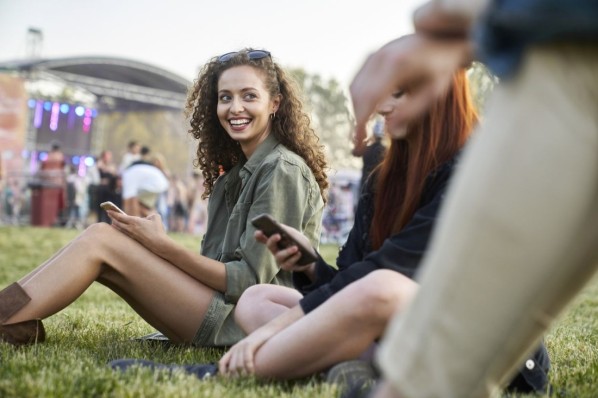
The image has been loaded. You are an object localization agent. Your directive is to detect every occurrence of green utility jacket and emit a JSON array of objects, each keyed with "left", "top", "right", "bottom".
[{"left": 201, "top": 134, "right": 324, "bottom": 303}]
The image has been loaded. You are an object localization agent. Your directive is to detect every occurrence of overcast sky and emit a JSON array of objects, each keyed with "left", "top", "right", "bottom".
[{"left": 0, "top": 0, "right": 423, "bottom": 87}]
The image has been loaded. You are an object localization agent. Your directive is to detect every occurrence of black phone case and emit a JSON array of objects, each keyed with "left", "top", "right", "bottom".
[{"left": 251, "top": 214, "right": 317, "bottom": 265}]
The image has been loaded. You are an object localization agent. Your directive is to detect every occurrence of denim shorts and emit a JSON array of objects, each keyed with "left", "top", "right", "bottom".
[{"left": 192, "top": 292, "right": 246, "bottom": 347}]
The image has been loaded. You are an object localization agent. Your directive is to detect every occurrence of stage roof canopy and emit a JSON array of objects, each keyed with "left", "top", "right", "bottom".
[{"left": 0, "top": 56, "right": 191, "bottom": 111}]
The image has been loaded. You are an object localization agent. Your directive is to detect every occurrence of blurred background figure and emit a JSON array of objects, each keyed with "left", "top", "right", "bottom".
[
  {"left": 150, "top": 152, "right": 171, "bottom": 226},
  {"left": 352, "top": 119, "right": 387, "bottom": 191},
  {"left": 321, "top": 178, "right": 357, "bottom": 245},
  {"left": 118, "top": 140, "right": 141, "bottom": 173},
  {"left": 2, "top": 177, "right": 26, "bottom": 225},
  {"left": 121, "top": 147, "right": 168, "bottom": 217},
  {"left": 167, "top": 174, "right": 189, "bottom": 233},
  {"left": 96, "top": 150, "right": 120, "bottom": 223},
  {"left": 65, "top": 165, "right": 87, "bottom": 229},
  {"left": 35, "top": 141, "right": 66, "bottom": 226},
  {"left": 85, "top": 155, "right": 101, "bottom": 225},
  {"left": 186, "top": 171, "right": 208, "bottom": 235},
  {"left": 0, "top": 152, "right": 3, "bottom": 223}
]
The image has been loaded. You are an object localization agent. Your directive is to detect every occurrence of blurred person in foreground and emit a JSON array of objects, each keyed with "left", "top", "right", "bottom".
[
  {"left": 0, "top": 49, "right": 328, "bottom": 348},
  {"left": 346, "top": 0, "right": 598, "bottom": 397}
]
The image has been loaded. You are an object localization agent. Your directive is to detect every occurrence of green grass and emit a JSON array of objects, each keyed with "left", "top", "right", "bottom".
[{"left": 0, "top": 226, "right": 597, "bottom": 397}]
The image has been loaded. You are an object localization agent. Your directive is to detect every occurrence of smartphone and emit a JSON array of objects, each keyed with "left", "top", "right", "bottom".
[
  {"left": 100, "top": 201, "right": 126, "bottom": 215},
  {"left": 251, "top": 214, "right": 318, "bottom": 266}
]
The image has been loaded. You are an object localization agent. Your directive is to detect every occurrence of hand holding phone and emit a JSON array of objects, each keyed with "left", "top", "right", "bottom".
[
  {"left": 251, "top": 214, "right": 317, "bottom": 266},
  {"left": 100, "top": 201, "right": 126, "bottom": 215}
]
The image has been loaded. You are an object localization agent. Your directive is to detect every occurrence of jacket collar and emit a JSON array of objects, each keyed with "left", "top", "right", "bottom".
[{"left": 240, "top": 134, "right": 280, "bottom": 178}]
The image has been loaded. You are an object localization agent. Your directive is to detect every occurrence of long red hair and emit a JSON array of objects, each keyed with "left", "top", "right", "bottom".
[{"left": 370, "top": 70, "right": 478, "bottom": 250}]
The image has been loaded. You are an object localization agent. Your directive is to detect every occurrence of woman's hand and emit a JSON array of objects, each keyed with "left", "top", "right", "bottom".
[
  {"left": 107, "top": 210, "right": 169, "bottom": 255},
  {"left": 218, "top": 329, "right": 271, "bottom": 377},
  {"left": 350, "top": 33, "right": 472, "bottom": 131},
  {"left": 254, "top": 224, "right": 316, "bottom": 277}
]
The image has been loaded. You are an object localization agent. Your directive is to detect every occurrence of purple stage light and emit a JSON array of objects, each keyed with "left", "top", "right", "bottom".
[
  {"left": 50, "top": 102, "right": 60, "bottom": 131},
  {"left": 34, "top": 101, "right": 43, "bottom": 128}
]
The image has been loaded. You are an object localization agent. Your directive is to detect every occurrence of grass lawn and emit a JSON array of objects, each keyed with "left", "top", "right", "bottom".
[{"left": 1, "top": 226, "right": 597, "bottom": 397}]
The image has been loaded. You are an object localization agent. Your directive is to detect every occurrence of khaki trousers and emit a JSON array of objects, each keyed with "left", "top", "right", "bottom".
[{"left": 377, "top": 43, "right": 598, "bottom": 398}]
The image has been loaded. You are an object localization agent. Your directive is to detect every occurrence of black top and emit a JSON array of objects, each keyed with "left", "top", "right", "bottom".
[
  {"left": 360, "top": 140, "right": 386, "bottom": 189},
  {"left": 476, "top": 0, "right": 598, "bottom": 78},
  {"left": 293, "top": 150, "right": 551, "bottom": 394},
  {"left": 294, "top": 155, "right": 459, "bottom": 314}
]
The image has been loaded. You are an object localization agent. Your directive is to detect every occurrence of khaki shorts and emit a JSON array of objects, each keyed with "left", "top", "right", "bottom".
[
  {"left": 137, "top": 190, "right": 160, "bottom": 209},
  {"left": 192, "top": 292, "right": 246, "bottom": 347}
]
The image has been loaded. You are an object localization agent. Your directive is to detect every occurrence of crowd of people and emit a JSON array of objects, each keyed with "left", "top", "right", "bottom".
[
  {"left": 1, "top": 1, "right": 596, "bottom": 397},
  {"left": 0, "top": 140, "right": 209, "bottom": 234}
]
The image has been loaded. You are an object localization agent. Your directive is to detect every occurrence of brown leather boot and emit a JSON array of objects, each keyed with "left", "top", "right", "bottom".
[{"left": 0, "top": 282, "right": 45, "bottom": 345}]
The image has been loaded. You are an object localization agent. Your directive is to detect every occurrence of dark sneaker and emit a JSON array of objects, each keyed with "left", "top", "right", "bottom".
[
  {"left": 109, "top": 359, "right": 218, "bottom": 380},
  {"left": 132, "top": 331, "right": 172, "bottom": 347},
  {"left": 326, "top": 360, "right": 379, "bottom": 398}
]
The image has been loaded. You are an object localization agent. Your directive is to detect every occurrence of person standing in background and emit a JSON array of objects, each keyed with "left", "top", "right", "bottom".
[
  {"left": 118, "top": 140, "right": 141, "bottom": 174},
  {"left": 121, "top": 149, "right": 169, "bottom": 217},
  {"left": 186, "top": 171, "right": 208, "bottom": 235},
  {"left": 85, "top": 155, "right": 101, "bottom": 224},
  {"left": 352, "top": 120, "right": 386, "bottom": 192},
  {"left": 167, "top": 174, "right": 189, "bottom": 233},
  {"left": 39, "top": 141, "right": 66, "bottom": 226},
  {"left": 96, "top": 150, "right": 120, "bottom": 223},
  {"left": 65, "top": 165, "right": 87, "bottom": 229}
]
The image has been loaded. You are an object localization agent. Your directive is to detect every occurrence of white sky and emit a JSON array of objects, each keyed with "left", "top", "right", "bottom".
[{"left": 0, "top": 0, "right": 424, "bottom": 87}]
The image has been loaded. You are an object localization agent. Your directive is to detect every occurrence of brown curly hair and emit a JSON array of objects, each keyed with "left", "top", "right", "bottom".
[{"left": 185, "top": 48, "right": 328, "bottom": 202}]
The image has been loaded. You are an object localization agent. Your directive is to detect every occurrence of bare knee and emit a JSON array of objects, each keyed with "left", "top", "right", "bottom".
[
  {"left": 75, "top": 222, "right": 120, "bottom": 262},
  {"left": 235, "top": 285, "right": 300, "bottom": 333},
  {"left": 71, "top": 222, "right": 102, "bottom": 251},
  {"left": 349, "top": 270, "right": 418, "bottom": 324},
  {"left": 81, "top": 222, "right": 114, "bottom": 242}
]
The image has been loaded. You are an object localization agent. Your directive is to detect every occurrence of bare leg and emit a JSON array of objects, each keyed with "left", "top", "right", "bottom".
[
  {"left": 6, "top": 222, "right": 215, "bottom": 343},
  {"left": 19, "top": 239, "right": 79, "bottom": 285},
  {"left": 251, "top": 270, "right": 418, "bottom": 379},
  {"left": 235, "top": 284, "right": 303, "bottom": 333}
]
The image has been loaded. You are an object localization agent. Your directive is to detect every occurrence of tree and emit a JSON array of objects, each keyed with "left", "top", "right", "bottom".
[
  {"left": 467, "top": 61, "right": 499, "bottom": 114},
  {"left": 290, "top": 69, "right": 360, "bottom": 172},
  {"left": 291, "top": 63, "right": 498, "bottom": 176}
]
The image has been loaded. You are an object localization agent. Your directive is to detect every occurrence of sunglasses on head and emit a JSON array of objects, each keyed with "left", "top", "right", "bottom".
[{"left": 218, "top": 50, "right": 271, "bottom": 63}]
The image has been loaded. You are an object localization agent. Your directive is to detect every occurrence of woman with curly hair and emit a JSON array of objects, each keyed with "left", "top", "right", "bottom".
[{"left": 0, "top": 49, "right": 328, "bottom": 347}]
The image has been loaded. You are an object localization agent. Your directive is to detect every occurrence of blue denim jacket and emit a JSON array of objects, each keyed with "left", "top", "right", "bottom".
[{"left": 475, "top": 0, "right": 598, "bottom": 78}]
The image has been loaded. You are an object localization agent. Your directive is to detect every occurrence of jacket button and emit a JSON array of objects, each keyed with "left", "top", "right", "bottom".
[{"left": 525, "top": 359, "right": 535, "bottom": 370}]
